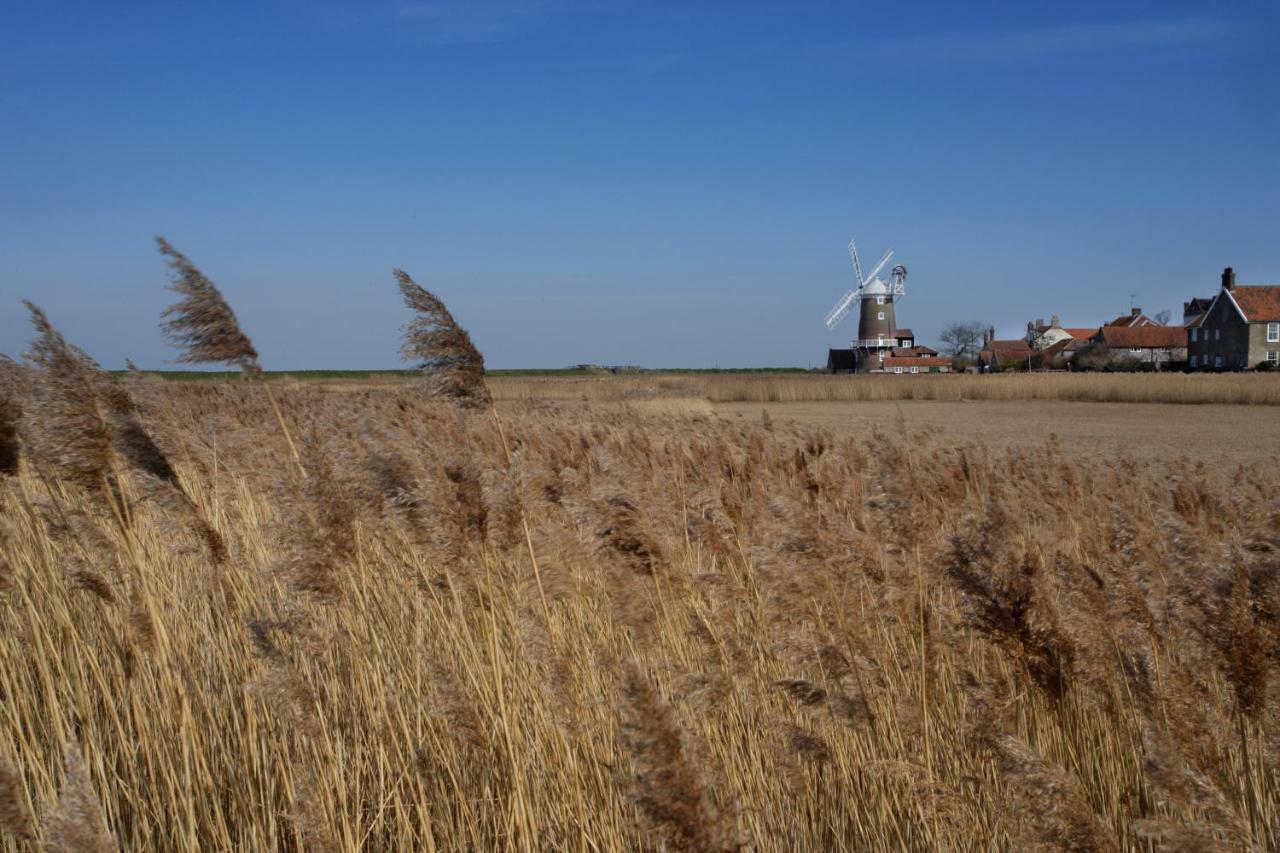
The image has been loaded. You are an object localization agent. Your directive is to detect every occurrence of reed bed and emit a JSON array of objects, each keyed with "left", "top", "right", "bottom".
[
  {"left": 1, "top": 380, "right": 1277, "bottom": 850},
  {"left": 487, "top": 372, "right": 1280, "bottom": 406}
]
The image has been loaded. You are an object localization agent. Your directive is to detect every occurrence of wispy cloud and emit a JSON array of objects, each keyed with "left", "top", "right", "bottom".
[
  {"left": 851, "top": 18, "right": 1233, "bottom": 65},
  {"left": 319, "top": 0, "right": 624, "bottom": 46}
]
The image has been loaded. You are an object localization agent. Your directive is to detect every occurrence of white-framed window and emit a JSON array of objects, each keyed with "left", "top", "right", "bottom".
[
  {"left": 1129, "top": 347, "right": 1143, "bottom": 354},
  {"left": 894, "top": 367, "right": 903, "bottom": 374},
  {"left": 1269, "top": 351, "right": 1279, "bottom": 365},
  {"left": 910, "top": 366, "right": 918, "bottom": 374},
  {"left": 1268, "top": 322, "right": 1279, "bottom": 342},
  {"left": 1190, "top": 328, "right": 1197, "bottom": 342},
  {"left": 878, "top": 351, "right": 885, "bottom": 360},
  {"left": 1189, "top": 355, "right": 1199, "bottom": 368},
  {"left": 877, "top": 311, "right": 885, "bottom": 320},
  {"left": 876, "top": 296, "right": 885, "bottom": 305},
  {"left": 902, "top": 339, "right": 912, "bottom": 347}
]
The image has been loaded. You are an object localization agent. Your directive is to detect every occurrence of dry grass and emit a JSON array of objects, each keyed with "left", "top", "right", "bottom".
[
  {"left": 487, "top": 372, "right": 1280, "bottom": 406},
  {"left": 1, "top": 375, "right": 1277, "bottom": 851}
]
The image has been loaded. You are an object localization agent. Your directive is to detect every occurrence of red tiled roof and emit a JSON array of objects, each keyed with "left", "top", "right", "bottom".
[
  {"left": 891, "top": 345, "right": 939, "bottom": 357},
  {"left": 1105, "top": 312, "right": 1157, "bottom": 325},
  {"left": 1099, "top": 325, "right": 1187, "bottom": 349},
  {"left": 1042, "top": 337, "right": 1089, "bottom": 357},
  {"left": 1063, "top": 327, "right": 1099, "bottom": 339},
  {"left": 1228, "top": 285, "right": 1280, "bottom": 322},
  {"left": 882, "top": 356, "right": 953, "bottom": 368},
  {"left": 894, "top": 328, "right": 915, "bottom": 339},
  {"left": 979, "top": 340, "right": 1032, "bottom": 362}
]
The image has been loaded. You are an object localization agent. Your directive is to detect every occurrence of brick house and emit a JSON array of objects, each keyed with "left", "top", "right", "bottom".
[
  {"left": 978, "top": 328, "right": 1033, "bottom": 372},
  {"left": 1188, "top": 268, "right": 1280, "bottom": 370},
  {"left": 1041, "top": 336, "right": 1091, "bottom": 368},
  {"left": 880, "top": 355, "right": 953, "bottom": 374},
  {"left": 1081, "top": 325, "right": 1187, "bottom": 368},
  {"left": 1104, "top": 307, "right": 1158, "bottom": 328},
  {"left": 1024, "top": 315, "right": 1100, "bottom": 351}
]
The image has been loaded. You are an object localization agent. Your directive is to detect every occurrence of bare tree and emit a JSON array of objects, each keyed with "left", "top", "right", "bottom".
[
  {"left": 939, "top": 321, "right": 988, "bottom": 360},
  {"left": 1154, "top": 309, "right": 1172, "bottom": 325}
]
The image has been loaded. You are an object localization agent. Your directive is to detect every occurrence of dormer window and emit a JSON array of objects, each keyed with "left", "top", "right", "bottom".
[{"left": 901, "top": 338, "right": 912, "bottom": 347}]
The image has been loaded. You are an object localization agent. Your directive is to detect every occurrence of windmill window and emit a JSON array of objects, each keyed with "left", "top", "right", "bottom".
[
  {"left": 877, "top": 312, "right": 885, "bottom": 320},
  {"left": 1268, "top": 322, "right": 1279, "bottom": 342},
  {"left": 876, "top": 296, "right": 885, "bottom": 305}
]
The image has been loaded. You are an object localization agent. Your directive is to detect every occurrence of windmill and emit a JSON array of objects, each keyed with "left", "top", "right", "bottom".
[{"left": 824, "top": 239, "right": 909, "bottom": 370}]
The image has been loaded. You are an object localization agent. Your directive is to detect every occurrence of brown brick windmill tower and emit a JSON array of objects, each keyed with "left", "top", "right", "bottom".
[{"left": 825, "top": 239, "right": 908, "bottom": 371}]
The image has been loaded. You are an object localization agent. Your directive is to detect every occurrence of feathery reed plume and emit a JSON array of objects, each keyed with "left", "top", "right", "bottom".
[
  {"left": 283, "top": 432, "right": 356, "bottom": 601},
  {"left": 0, "top": 355, "right": 22, "bottom": 476},
  {"left": 156, "top": 237, "right": 260, "bottom": 373},
  {"left": 618, "top": 664, "right": 739, "bottom": 852},
  {"left": 395, "top": 269, "right": 491, "bottom": 408},
  {"left": 20, "top": 303, "right": 111, "bottom": 493},
  {"left": 990, "top": 735, "right": 1118, "bottom": 852},
  {"left": 156, "top": 237, "right": 304, "bottom": 472},
  {"left": 43, "top": 741, "right": 118, "bottom": 853},
  {"left": 0, "top": 757, "right": 35, "bottom": 840}
]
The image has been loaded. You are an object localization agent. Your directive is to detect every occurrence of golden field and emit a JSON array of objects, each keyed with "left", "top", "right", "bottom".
[
  {"left": 478, "top": 372, "right": 1280, "bottom": 407},
  {"left": 1, "top": 371, "right": 1278, "bottom": 852}
]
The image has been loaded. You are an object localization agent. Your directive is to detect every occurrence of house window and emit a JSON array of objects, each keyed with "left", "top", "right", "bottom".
[
  {"left": 1129, "top": 347, "right": 1142, "bottom": 354},
  {"left": 1215, "top": 329, "right": 1221, "bottom": 341},
  {"left": 1189, "top": 355, "right": 1198, "bottom": 368},
  {"left": 1190, "top": 328, "right": 1197, "bottom": 342},
  {"left": 1269, "top": 351, "right": 1279, "bottom": 365},
  {"left": 877, "top": 311, "right": 885, "bottom": 320},
  {"left": 1214, "top": 355, "right": 1223, "bottom": 368},
  {"left": 1268, "top": 322, "right": 1279, "bottom": 342},
  {"left": 876, "top": 296, "right": 885, "bottom": 305},
  {"left": 902, "top": 339, "right": 912, "bottom": 347},
  {"left": 910, "top": 366, "right": 918, "bottom": 374},
  {"left": 894, "top": 367, "right": 903, "bottom": 374}
]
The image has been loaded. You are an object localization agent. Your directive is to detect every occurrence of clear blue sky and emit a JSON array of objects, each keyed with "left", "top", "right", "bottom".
[{"left": 2, "top": 1, "right": 1277, "bottom": 369}]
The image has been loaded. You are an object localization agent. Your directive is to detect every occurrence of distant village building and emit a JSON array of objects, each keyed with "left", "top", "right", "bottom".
[
  {"left": 1188, "top": 268, "right": 1280, "bottom": 370},
  {"left": 881, "top": 344, "right": 952, "bottom": 374},
  {"left": 1103, "top": 307, "right": 1158, "bottom": 329},
  {"left": 1024, "top": 316, "right": 1099, "bottom": 351},
  {"left": 1081, "top": 325, "right": 1187, "bottom": 368},
  {"left": 1183, "top": 297, "right": 1214, "bottom": 327},
  {"left": 977, "top": 327, "right": 1033, "bottom": 372},
  {"left": 1040, "top": 336, "right": 1091, "bottom": 368}
]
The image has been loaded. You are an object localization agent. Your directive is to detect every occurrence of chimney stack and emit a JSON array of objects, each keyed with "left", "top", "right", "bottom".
[
  {"left": 1222, "top": 267, "right": 1235, "bottom": 291},
  {"left": 1051, "top": 314, "right": 1060, "bottom": 328},
  {"left": 1131, "top": 307, "right": 1141, "bottom": 317}
]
